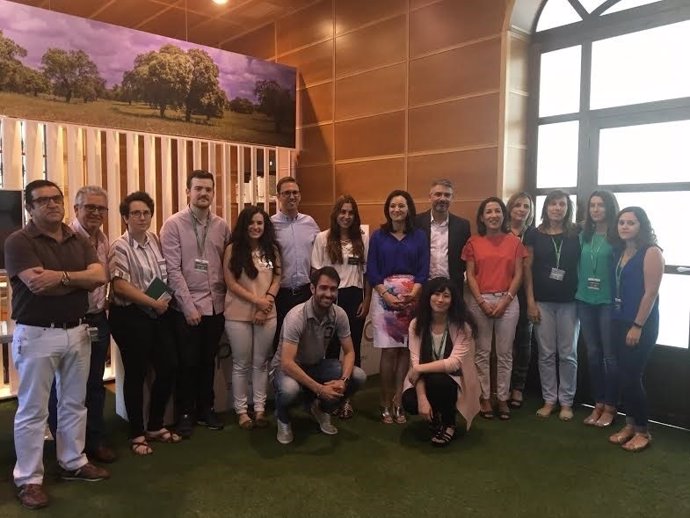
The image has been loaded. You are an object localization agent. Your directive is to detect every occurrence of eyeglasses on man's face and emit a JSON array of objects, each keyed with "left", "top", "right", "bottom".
[
  {"left": 280, "top": 190, "right": 300, "bottom": 198},
  {"left": 81, "top": 204, "right": 109, "bottom": 214},
  {"left": 32, "top": 195, "right": 64, "bottom": 207}
]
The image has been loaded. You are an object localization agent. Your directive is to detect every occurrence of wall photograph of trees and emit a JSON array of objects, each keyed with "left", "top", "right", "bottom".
[{"left": 0, "top": 0, "right": 296, "bottom": 147}]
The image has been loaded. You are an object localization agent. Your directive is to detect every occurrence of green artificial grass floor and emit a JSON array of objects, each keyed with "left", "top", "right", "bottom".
[{"left": 0, "top": 379, "right": 688, "bottom": 517}]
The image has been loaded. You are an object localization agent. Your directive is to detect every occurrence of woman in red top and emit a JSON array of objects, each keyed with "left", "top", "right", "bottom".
[{"left": 462, "top": 197, "right": 527, "bottom": 420}]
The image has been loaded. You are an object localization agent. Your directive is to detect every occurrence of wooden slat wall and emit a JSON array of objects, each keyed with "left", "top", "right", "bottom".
[{"left": 0, "top": 115, "right": 295, "bottom": 243}]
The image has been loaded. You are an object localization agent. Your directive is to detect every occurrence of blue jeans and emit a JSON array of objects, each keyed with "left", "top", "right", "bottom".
[
  {"left": 48, "top": 311, "right": 110, "bottom": 451},
  {"left": 534, "top": 302, "right": 580, "bottom": 406},
  {"left": 271, "top": 359, "right": 367, "bottom": 424},
  {"left": 613, "top": 314, "right": 658, "bottom": 431},
  {"left": 577, "top": 302, "right": 617, "bottom": 407}
]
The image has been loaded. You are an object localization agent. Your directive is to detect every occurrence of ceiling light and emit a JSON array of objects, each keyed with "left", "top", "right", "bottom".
[{"left": 212, "top": 0, "right": 229, "bottom": 5}]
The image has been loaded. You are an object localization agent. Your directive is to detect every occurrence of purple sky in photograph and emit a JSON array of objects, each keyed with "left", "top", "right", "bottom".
[{"left": 0, "top": 0, "right": 296, "bottom": 102}]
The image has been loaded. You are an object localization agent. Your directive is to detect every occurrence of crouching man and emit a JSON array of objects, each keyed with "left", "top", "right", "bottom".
[{"left": 270, "top": 266, "right": 367, "bottom": 444}]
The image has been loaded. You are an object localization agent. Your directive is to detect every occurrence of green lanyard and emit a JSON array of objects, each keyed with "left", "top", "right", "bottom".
[
  {"left": 431, "top": 328, "right": 448, "bottom": 361},
  {"left": 190, "top": 208, "right": 209, "bottom": 258},
  {"left": 551, "top": 236, "right": 563, "bottom": 270},
  {"left": 614, "top": 253, "right": 626, "bottom": 300},
  {"left": 589, "top": 234, "right": 604, "bottom": 275}
]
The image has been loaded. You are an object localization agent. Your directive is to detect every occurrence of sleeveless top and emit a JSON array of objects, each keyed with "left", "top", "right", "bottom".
[
  {"left": 224, "top": 247, "right": 277, "bottom": 322},
  {"left": 611, "top": 244, "right": 660, "bottom": 323}
]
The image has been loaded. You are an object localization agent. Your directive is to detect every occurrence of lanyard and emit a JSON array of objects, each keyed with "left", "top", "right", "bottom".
[
  {"left": 431, "top": 328, "right": 448, "bottom": 361},
  {"left": 614, "top": 252, "right": 629, "bottom": 300},
  {"left": 589, "top": 234, "right": 604, "bottom": 275},
  {"left": 551, "top": 236, "right": 563, "bottom": 270},
  {"left": 190, "top": 208, "right": 209, "bottom": 258}
]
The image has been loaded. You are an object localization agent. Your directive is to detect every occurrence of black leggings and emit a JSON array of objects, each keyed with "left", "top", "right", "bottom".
[
  {"left": 109, "top": 305, "right": 177, "bottom": 438},
  {"left": 402, "top": 373, "right": 458, "bottom": 426},
  {"left": 325, "top": 287, "right": 365, "bottom": 367}
]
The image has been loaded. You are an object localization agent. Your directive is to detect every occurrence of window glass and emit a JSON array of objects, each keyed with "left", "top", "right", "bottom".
[
  {"left": 599, "top": 120, "right": 690, "bottom": 185},
  {"left": 603, "top": 0, "right": 663, "bottom": 15},
  {"left": 578, "top": 0, "right": 607, "bottom": 13},
  {"left": 613, "top": 191, "right": 690, "bottom": 266},
  {"left": 656, "top": 274, "right": 690, "bottom": 348},
  {"left": 536, "top": 0, "right": 581, "bottom": 32},
  {"left": 539, "top": 46, "right": 581, "bottom": 117},
  {"left": 591, "top": 20, "right": 690, "bottom": 109},
  {"left": 536, "top": 121, "right": 579, "bottom": 188}
]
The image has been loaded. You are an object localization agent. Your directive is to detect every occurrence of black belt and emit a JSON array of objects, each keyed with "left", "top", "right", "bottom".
[
  {"left": 279, "top": 284, "right": 310, "bottom": 296},
  {"left": 85, "top": 311, "right": 106, "bottom": 321},
  {"left": 17, "top": 318, "right": 85, "bottom": 329}
]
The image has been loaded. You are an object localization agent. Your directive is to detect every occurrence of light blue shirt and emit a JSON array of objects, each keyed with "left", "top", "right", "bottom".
[{"left": 271, "top": 211, "right": 319, "bottom": 289}]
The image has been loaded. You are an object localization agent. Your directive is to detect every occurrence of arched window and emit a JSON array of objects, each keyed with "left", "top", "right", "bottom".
[{"left": 529, "top": 0, "right": 690, "bottom": 351}]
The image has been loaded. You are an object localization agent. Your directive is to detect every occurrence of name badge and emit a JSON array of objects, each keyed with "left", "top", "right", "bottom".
[
  {"left": 549, "top": 268, "right": 565, "bottom": 281},
  {"left": 194, "top": 258, "right": 209, "bottom": 273},
  {"left": 347, "top": 255, "right": 361, "bottom": 266},
  {"left": 587, "top": 277, "right": 601, "bottom": 291},
  {"left": 614, "top": 297, "right": 622, "bottom": 311}
]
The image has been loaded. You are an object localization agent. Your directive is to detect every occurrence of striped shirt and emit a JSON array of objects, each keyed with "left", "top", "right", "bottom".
[{"left": 108, "top": 230, "right": 168, "bottom": 307}]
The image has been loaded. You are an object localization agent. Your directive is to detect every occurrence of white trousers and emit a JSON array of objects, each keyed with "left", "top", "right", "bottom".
[
  {"left": 225, "top": 319, "right": 276, "bottom": 414},
  {"left": 12, "top": 324, "right": 90, "bottom": 486}
]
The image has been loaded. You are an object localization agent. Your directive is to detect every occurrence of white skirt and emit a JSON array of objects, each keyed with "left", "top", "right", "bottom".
[{"left": 370, "top": 274, "right": 416, "bottom": 349}]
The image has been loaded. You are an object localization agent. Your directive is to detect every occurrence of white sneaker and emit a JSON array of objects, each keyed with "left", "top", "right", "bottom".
[
  {"left": 310, "top": 401, "right": 338, "bottom": 435},
  {"left": 276, "top": 420, "right": 293, "bottom": 444}
]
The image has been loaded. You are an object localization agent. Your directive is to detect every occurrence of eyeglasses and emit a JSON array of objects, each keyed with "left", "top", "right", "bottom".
[
  {"left": 32, "top": 195, "right": 64, "bottom": 207},
  {"left": 129, "top": 210, "right": 152, "bottom": 218},
  {"left": 280, "top": 190, "right": 300, "bottom": 198},
  {"left": 81, "top": 204, "right": 109, "bottom": 214}
]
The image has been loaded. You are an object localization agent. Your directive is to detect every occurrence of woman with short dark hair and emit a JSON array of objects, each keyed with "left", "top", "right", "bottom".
[{"left": 402, "top": 277, "right": 480, "bottom": 446}]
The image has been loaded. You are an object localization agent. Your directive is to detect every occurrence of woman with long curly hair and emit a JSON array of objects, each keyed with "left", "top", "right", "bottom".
[{"left": 223, "top": 206, "right": 281, "bottom": 429}]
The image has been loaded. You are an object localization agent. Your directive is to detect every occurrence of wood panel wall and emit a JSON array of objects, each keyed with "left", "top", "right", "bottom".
[{"left": 224, "top": 0, "right": 526, "bottom": 229}]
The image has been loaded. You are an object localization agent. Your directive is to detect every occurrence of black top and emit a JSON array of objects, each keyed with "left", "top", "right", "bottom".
[{"left": 524, "top": 227, "right": 580, "bottom": 303}]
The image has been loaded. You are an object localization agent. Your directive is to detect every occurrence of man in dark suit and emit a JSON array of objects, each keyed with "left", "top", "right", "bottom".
[{"left": 415, "top": 179, "right": 471, "bottom": 292}]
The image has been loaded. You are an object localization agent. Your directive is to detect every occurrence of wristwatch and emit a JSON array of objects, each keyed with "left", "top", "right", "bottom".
[{"left": 60, "top": 271, "right": 71, "bottom": 286}]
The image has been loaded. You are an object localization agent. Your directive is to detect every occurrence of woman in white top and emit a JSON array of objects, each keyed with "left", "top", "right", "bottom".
[
  {"left": 311, "top": 195, "right": 371, "bottom": 418},
  {"left": 224, "top": 206, "right": 281, "bottom": 429}
]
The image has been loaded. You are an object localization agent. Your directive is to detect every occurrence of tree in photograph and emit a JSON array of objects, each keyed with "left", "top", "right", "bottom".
[
  {"left": 184, "top": 48, "right": 226, "bottom": 122},
  {"left": 0, "top": 30, "right": 28, "bottom": 92},
  {"left": 128, "top": 44, "right": 193, "bottom": 118},
  {"left": 20, "top": 67, "right": 50, "bottom": 96},
  {"left": 254, "top": 79, "right": 295, "bottom": 133},
  {"left": 41, "top": 48, "right": 104, "bottom": 103},
  {"left": 228, "top": 97, "right": 255, "bottom": 114}
]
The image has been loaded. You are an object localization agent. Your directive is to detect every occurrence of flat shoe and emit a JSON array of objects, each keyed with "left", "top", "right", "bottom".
[
  {"left": 536, "top": 404, "right": 555, "bottom": 418},
  {"left": 479, "top": 410, "right": 494, "bottom": 420},
  {"left": 559, "top": 407, "right": 574, "bottom": 421},
  {"left": 595, "top": 411, "right": 616, "bottom": 428},
  {"left": 609, "top": 426, "right": 635, "bottom": 445},
  {"left": 583, "top": 408, "right": 603, "bottom": 426},
  {"left": 509, "top": 399, "right": 523, "bottom": 409},
  {"left": 622, "top": 433, "right": 652, "bottom": 452},
  {"left": 238, "top": 416, "right": 254, "bottom": 430},
  {"left": 253, "top": 412, "right": 269, "bottom": 428}
]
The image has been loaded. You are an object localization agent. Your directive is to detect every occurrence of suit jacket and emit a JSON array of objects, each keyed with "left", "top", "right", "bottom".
[{"left": 415, "top": 210, "right": 471, "bottom": 290}]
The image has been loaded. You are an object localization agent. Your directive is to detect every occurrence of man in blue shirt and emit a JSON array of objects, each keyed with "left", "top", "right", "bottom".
[{"left": 271, "top": 176, "right": 319, "bottom": 350}]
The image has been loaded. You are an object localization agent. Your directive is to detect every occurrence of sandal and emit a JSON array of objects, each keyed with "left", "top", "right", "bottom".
[
  {"left": 393, "top": 406, "right": 407, "bottom": 424},
  {"left": 238, "top": 414, "right": 254, "bottom": 430},
  {"left": 130, "top": 438, "right": 153, "bottom": 456},
  {"left": 381, "top": 406, "right": 394, "bottom": 424},
  {"left": 338, "top": 400, "right": 354, "bottom": 420},
  {"left": 536, "top": 403, "right": 555, "bottom": 418},
  {"left": 253, "top": 412, "right": 269, "bottom": 429},
  {"left": 479, "top": 399, "right": 494, "bottom": 419},
  {"left": 431, "top": 426, "right": 456, "bottom": 447},
  {"left": 559, "top": 406, "right": 574, "bottom": 421},
  {"left": 497, "top": 401, "right": 511, "bottom": 421},
  {"left": 595, "top": 408, "right": 616, "bottom": 428},
  {"left": 583, "top": 406, "right": 603, "bottom": 426},
  {"left": 146, "top": 428, "right": 182, "bottom": 444},
  {"left": 609, "top": 425, "right": 635, "bottom": 445},
  {"left": 509, "top": 391, "right": 523, "bottom": 409},
  {"left": 622, "top": 432, "right": 652, "bottom": 452}
]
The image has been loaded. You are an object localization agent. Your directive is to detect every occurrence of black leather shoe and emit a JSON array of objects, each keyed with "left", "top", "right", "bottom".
[
  {"left": 176, "top": 414, "right": 194, "bottom": 438},
  {"left": 197, "top": 411, "right": 224, "bottom": 431}
]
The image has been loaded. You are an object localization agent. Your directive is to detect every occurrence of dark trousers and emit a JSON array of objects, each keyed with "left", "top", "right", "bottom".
[
  {"left": 613, "top": 314, "right": 658, "bottom": 430},
  {"left": 510, "top": 290, "right": 533, "bottom": 392},
  {"left": 174, "top": 311, "right": 225, "bottom": 418},
  {"left": 402, "top": 373, "right": 458, "bottom": 426},
  {"left": 48, "top": 311, "right": 110, "bottom": 451},
  {"left": 273, "top": 284, "right": 311, "bottom": 351},
  {"left": 109, "top": 305, "right": 177, "bottom": 438},
  {"left": 325, "top": 286, "right": 365, "bottom": 367}
]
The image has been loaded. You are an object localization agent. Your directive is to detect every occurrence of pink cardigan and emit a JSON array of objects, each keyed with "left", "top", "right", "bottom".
[{"left": 403, "top": 319, "right": 481, "bottom": 430}]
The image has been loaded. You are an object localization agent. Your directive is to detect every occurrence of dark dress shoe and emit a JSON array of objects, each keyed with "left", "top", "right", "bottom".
[
  {"left": 197, "top": 411, "right": 224, "bottom": 431},
  {"left": 17, "top": 484, "right": 49, "bottom": 509},
  {"left": 176, "top": 414, "right": 195, "bottom": 438},
  {"left": 87, "top": 445, "right": 117, "bottom": 464}
]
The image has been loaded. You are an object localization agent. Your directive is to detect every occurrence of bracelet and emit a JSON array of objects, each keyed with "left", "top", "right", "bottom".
[
  {"left": 632, "top": 321, "right": 643, "bottom": 329},
  {"left": 506, "top": 292, "right": 514, "bottom": 300},
  {"left": 478, "top": 299, "right": 487, "bottom": 306},
  {"left": 265, "top": 292, "right": 275, "bottom": 299}
]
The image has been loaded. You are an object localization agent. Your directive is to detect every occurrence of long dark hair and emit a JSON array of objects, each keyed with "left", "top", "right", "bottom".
[
  {"left": 538, "top": 189, "right": 577, "bottom": 236},
  {"left": 381, "top": 189, "right": 416, "bottom": 234},
  {"left": 582, "top": 190, "right": 620, "bottom": 244},
  {"left": 229, "top": 206, "right": 279, "bottom": 280},
  {"left": 326, "top": 195, "right": 365, "bottom": 266},
  {"left": 617, "top": 206, "right": 658, "bottom": 249},
  {"left": 414, "top": 277, "right": 477, "bottom": 364},
  {"left": 476, "top": 196, "right": 510, "bottom": 236}
]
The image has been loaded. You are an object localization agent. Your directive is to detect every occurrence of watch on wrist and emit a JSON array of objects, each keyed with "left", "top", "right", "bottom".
[{"left": 60, "top": 271, "right": 71, "bottom": 286}]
